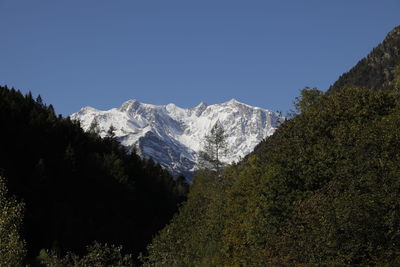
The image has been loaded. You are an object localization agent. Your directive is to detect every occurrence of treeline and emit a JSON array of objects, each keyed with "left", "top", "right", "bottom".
[
  {"left": 0, "top": 85, "right": 187, "bottom": 265},
  {"left": 143, "top": 86, "right": 400, "bottom": 266}
]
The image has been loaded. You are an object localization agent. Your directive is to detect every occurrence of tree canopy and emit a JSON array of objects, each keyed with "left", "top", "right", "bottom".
[
  {"left": 0, "top": 176, "right": 26, "bottom": 267},
  {"left": 143, "top": 87, "right": 400, "bottom": 266}
]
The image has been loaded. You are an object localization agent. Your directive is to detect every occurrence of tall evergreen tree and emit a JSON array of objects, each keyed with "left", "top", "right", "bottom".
[
  {"left": 88, "top": 117, "right": 100, "bottom": 134},
  {"left": 198, "top": 122, "right": 228, "bottom": 172},
  {"left": 107, "top": 124, "right": 117, "bottom": 138}
]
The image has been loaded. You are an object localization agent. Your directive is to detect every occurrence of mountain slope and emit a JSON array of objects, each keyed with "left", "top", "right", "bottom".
[
  {"left": 144, "top": 88, "right": 400, "bottom": 267},
  {"left": 71, "top": 99, "right": 284, "bottom": 178},
  {"left": 329, "top": 26, "right": 400, "bottom": 92}
]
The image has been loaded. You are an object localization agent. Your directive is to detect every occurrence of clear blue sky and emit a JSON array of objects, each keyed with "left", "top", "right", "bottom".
[{"left": 0, "top": 1, "right": 398, "bottom": 116}]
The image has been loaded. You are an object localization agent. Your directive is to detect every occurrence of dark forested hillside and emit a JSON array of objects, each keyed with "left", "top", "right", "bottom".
[
  {"left": 144, "top": 87, "right": 400, "bottom": 266},
  {"left": 0, "top": 86, "right": 187, "bottom": 265},
  {"left": 329, "top": 26, "right": 400, "bottom": 92}
]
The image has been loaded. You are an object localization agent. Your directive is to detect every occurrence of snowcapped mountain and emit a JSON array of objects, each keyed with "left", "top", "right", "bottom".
[{"left": 70, "top": 99, "right": 284, "bottom": 178}]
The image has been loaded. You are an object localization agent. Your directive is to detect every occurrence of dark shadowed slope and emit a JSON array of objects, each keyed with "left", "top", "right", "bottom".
[
  {"left": 329, "top": 26, "right": 400, "bottom": 92},
  {"left": 0, "top": 86, "right": 187, "bottom": 265}
]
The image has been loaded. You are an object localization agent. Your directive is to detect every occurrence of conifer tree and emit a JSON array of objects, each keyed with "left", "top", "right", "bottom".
[
  {"left": 198, "top": 122, "right": 227, "bottom": 172},
  {"left": 36, "top": 94, "right": 43, "bottom": 106},
  {"left": 107, "top": 124, "right": 116, "bottom": 138},
  {"left": 89, "top": 117, "right": 100, "bottom": 134}
]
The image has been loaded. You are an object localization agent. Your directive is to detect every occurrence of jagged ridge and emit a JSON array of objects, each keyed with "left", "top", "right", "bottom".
[{"left": 71, "top": 99, "right": 284, "bottom": 178}]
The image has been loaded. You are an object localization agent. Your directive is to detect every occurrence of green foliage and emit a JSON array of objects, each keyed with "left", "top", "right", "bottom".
[
  {"left": 102, "top": 152, "right": 129, "bottom": 184},
  {"left": 292, "top": 86, "right": 324, "bottom": 115},
  {"left": 38, "top": 241, "right": 134, "bottom": 267},
  {"left": 145, "top": 87, "right": 400, "bottom": 266},
  {"left": 142, "top": 168, "right": 234, "bottom": 266},
  {"left": 0, "top": 176, "right": 26, "bottom": 266},
  {"left": 394, "top": 64, "right": 400, "bottom": 90}
]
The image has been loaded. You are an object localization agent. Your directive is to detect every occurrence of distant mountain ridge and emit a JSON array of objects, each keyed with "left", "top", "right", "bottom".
[
  {"left": 329, "top": 25, "right": 400, "bottom": 92},
  {"left": 71, "top": 99, "right": 284, "bottom": 178}
]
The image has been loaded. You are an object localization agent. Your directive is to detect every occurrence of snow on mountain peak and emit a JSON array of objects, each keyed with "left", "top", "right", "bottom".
[
  {"left": 119, "top": 99, "right": 140, "bottom": 112},
  {"left": 70, "top": 99, "right": 284, "bottom": 179},
  {"left": 227, "top": 98, "right": 239, "bottom": 104},
  {"left": 76, "top": 106, "right": 99, "bottom": 115},
  {"left": 193, "top": 101, "right": 207, "bottom": 116}
]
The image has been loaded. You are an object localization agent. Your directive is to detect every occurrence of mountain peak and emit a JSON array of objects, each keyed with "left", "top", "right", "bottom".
[
  {"left": 193, "top": 101, "right": 208, "bottom": 116},
  {"left": 224, "top": 98, "right": 250, "bottom": 107},
  {"left": 119, "top": 99, "right": 140, "bottom": 112},
  {"left": 165, "top": 103, "right": 177, "bottom": 110},
  {"left": 74, "top": 106, "right": 99, "bottom": 116},
  {"left": 195, "top": 101, "right": 207, "bottom": 108},
  {"left": 71, "top": 99, "right": 284, "bottom": 179},
  {"left": 227, "top": 98, "right": 239, "bottom": 104},
  {"left": 81, "top": 106, "right": 98, "bottom": 112}
]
